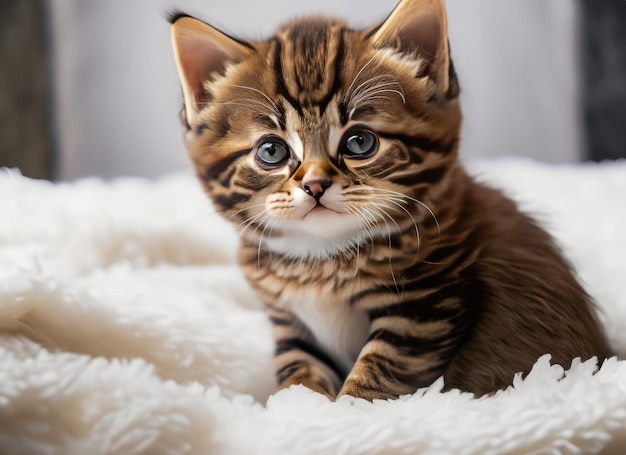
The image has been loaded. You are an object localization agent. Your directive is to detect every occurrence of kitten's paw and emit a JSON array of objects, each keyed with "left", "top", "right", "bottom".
[
  {"left": 338, "top": 382, "right": 397, "bottom": 402},
  {"left": 277, "top": 377, "right": 337, "bottom": 401}
]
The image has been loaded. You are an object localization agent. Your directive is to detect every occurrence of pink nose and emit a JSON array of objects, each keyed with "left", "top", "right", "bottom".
[{"left": 303, "top": 178, "right": 331, "bottom": 199}]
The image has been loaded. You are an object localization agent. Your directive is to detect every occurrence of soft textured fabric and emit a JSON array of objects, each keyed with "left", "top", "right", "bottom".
[{"left": 1, "top": 158, "right": 625, "bottom": 455}]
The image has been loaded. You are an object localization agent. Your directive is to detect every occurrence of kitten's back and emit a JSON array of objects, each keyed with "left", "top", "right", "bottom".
[{"left": 444, "top": 171, "right": 611, "bottom": 393}]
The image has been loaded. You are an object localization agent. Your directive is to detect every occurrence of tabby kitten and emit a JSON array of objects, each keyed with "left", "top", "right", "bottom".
[{"left": 170, "top": 0, "right": 612, "bottom": 400}]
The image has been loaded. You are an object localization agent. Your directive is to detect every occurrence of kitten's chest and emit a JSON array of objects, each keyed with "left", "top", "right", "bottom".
[{"left": 282, "top": 287, "right": 370, "bottom": 372}]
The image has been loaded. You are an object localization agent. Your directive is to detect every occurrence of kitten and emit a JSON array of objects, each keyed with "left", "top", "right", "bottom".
[{"left": 170, "top": 0, "right": 612, "bottom": 400}]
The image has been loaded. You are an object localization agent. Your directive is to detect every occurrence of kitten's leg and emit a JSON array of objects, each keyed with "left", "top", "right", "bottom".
[
  {"left": 268, "top": 307, "right": 344, "bottom": 400},
  {"left": 338, "top": 316, "right": 458, "bottom": 401}
]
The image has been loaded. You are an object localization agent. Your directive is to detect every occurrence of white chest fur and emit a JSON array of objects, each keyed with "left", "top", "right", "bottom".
[{"left": 283, "top": 288, "right": 370, "bottom": 373}]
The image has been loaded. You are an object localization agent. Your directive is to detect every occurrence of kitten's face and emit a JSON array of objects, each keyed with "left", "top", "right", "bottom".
[{"left": 172, "top": 1, "right": 461, "bottom": 258}]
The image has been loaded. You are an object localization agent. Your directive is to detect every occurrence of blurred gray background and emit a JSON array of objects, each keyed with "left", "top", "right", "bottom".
[{"left": 1, "top": 0, "right": 625, "bottom": 180}]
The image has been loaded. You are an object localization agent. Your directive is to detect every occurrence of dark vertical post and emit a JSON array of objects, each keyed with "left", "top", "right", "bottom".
[
  {"left": 0, "top": 0, "right": 53, "bottom": 179},
  {"left": 580, "top": 1, "right": 626, "bottom": 161}
]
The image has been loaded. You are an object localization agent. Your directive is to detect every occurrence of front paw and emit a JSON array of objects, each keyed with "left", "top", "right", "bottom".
[
  {"left": 338, "top": 381, "right": 397, "bottom": 401},
  {"left": 277, "top": 375, "right": 337, "bottom": 400}
]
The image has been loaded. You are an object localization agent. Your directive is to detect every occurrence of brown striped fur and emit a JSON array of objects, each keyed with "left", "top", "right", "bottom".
[{"left": 170, "top": 0, "right": 612, "bottom": 401}]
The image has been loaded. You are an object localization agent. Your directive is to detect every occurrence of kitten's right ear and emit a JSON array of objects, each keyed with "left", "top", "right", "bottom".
[{"left": 170, "top": 15, "right": 254, "bottom": 125}]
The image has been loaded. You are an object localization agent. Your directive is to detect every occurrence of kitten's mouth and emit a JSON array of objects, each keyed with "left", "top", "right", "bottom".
[{"left": 305, "top": 204, "right": 339, "bottom": 218}]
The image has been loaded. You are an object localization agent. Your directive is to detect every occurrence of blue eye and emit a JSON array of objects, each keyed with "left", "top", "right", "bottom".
[
  {"left": 256, "top": 138, "right": 290, "bottom": 167},
  {"left": 342, "top": 128, "right": 379, "bottom": 158}
]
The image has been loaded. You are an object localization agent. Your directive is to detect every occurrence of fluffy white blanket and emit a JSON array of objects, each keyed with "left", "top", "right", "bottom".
[{"left": 1, "top": 158, "right": 625, "bottom": 455}]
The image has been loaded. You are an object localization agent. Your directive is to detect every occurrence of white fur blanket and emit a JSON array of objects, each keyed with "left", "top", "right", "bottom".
[{"left": 1, "top": 158, "right": 626, "bottom": 455}]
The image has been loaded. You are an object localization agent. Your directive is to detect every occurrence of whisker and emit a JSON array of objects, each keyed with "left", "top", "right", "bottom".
[
  {"left": 351, "top": 81, "right": 406, "bottom": 105},
  {"left": 257, "top": 216, "right": 277, "bottom": 268},
  {"left": 344, "top": 186, "right": 427, "bottom": 260},
  {"left": 350, "top": 75, "right": 395, "bottom": 100},
  {"left": 345, "top": 57, "right": 376, "bottom": 99},
  {"left": 369, "top": 202, "right": 402, "bottom": 232},
  {"left": 230, "top": 85, "right": 282, "bottom": 117},
  {"left": 348, "top": 77, "right": 406, "bottom": 114},
  {"left": 228, "top": 203, "right": 267, "bottom": 222},
  {"left": 371, "top": 196, "right": 422, "bottom": 260},
  {"left": 363, "top": 205, "right": 402, "bottom": 297},
  {"left": 371, "top": 188, "right": 441, "bottom": 239},
  {"left": 238, "top": 209, "right": 270, "bottom": 237},
  {"left": 346, "top": 205, "right": 377, "bottom": 253},
  {"left": 196, "top": 99, "right": 279, "bottom": 116},
  {"left": 346, "top": 186, "right": 440, "bottom": 240}
]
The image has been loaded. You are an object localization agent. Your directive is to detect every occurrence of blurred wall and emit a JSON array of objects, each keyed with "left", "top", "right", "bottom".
[
  {"left": 0, "top": 0, "right": 53, "bottom": 179},
  {"left": 580, "top": 0, "right": 626, "bottom": 161},
  {"left": 48, "top": 0, "right": 581, "bottom": 180}
]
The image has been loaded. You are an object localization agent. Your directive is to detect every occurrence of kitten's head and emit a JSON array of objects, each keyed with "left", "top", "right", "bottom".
[{"left": 171, "top": 0, "right": 461, "bottom": 259}]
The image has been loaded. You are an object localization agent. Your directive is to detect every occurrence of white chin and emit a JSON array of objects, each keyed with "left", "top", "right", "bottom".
[{"left": 263, "top": 210, "right": 368, "bottom": 259}]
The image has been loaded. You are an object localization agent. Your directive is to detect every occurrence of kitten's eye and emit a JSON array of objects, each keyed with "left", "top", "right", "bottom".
[
  {"left": 341, "top": 128, "right": 379, "bottom": 159},
  {"left": 255, "top": 137, "right": 290, "bottom": 168}
]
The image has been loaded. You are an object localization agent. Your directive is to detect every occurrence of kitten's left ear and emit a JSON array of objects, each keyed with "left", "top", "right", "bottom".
[
  {"left": 170, "top": 14, "right": 254, "bottom": 125},
  {"left": 369, "top": 0, "right": 451, "bottom": 94}
]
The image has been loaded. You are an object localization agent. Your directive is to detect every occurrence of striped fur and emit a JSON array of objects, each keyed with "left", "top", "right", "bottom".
[{"left": 171, "top": 0, "right": 612, "bottom": 401}]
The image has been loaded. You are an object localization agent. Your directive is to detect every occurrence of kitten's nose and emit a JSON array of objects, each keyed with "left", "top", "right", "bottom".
[{"left": 303, "top": 178, "right": 331, "bottom": 200}]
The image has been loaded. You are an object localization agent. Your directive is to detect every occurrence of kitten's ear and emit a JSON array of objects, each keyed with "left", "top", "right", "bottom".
[
  {"left": 369, "top": 0, "right": 451, "bottom": 92},
  {"left": 170, "top": 15, "right": 254, "bottom": 125}
]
